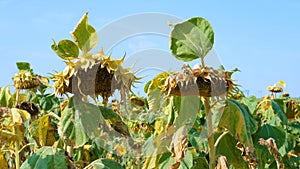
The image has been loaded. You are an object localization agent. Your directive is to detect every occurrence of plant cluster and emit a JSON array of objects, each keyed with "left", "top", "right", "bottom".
[{"left": 0, "top": 13, "right": 299, "bottom": 169}]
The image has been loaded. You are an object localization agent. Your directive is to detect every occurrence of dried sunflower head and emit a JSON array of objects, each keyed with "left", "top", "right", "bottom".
[
  {"left": 267, "top": 86, "right": 283, "bottom": 93},
  {"left": 52, "top": 52, "right": 138, "bottom": 104},
  {"left": 13, "top": 70, "right": 42, "bottom": 90},
  {"left": 162, "top": 66, "right": 235, "bottom": 97}
]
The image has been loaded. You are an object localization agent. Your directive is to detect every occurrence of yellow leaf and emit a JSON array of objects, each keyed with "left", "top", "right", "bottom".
[
  {"left": 276, "top": 80, "right": 286, "bottom": 88},
  {"left": 11, "top": 108, "right": 31, "bottom": 124}
]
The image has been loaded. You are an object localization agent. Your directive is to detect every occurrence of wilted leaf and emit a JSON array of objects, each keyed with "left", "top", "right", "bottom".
[
  {"left": 20, "top": 147, "right": 68, "bottom": 169},
  {"left": 170, "top": 17, "right": 214, "bottom": 62},
  {"left": 51, "top": 39, "right": 79, "bottom": 60},
  {"left": 11, "top": 108, "right": 31, "bottom": 124},
  {"left": 29, "top": 115, "right": 56, "bottom": 146},
  {"left": 70, "top": 12, "right": 98, "bottom": 53}
]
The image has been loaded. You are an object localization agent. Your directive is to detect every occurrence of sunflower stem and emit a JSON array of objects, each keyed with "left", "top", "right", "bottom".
[
  {"left": 201, "top": 57, "right": 206, "bottom": 68},
  {"left": 204, "top": 97, "right": 215, "bottom": 169}
]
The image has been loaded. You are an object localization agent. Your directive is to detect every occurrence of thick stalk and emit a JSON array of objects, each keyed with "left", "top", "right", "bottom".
[{"left": 204, "top": 97, "right": 215, "bottom": 169}]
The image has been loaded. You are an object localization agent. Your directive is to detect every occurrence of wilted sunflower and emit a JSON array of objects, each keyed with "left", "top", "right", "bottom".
[
  {"left": 13, "top": 70, "right": 47, "bottom": 90},
  {"left": 162, "top": 65, "right": 235, "bottom": 97},
  {"left": 52, "top": 51, "right": 138, "bottom": 104}
]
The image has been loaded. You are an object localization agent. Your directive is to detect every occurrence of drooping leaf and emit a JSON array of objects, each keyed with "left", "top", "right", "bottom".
[
  {"left": 20, "top": 147, "right": 68, "bottom": 169},
  {"left": 70, "top": 12, "right": 98, "bottom": 53},
  {"left": 219, "top": 99, "right": 257, "bottom": 147},
  {"left": 16, "top": 62, "right": 31, "bottom": 71},
  {"left": 170, "top": 17, "right": 214, "bottom": 62},
  {"left": 51, "top": 39, "right": 79, "bottom": 60},
  {"left": 84, "top": 159, "right": 123, "bottom": 169}
]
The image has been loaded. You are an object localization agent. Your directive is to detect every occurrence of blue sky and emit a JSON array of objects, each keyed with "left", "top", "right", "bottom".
[{"left": 1, "top": 0, "right": 300, "bottom": 97}]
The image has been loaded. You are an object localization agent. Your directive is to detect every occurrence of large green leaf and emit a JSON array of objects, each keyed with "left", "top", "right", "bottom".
[
  {"left": 252, "top": 124, "right": 287, "bottom": 168},
  {"left": 170, "top": 17, "right": 214, "bottom": 62},
  {"left": 70, "top": 12, "right": 98, "bottom": 53},
  {"left": 215, "top": 132, "right": 249, "bottom": 169},
  {"left": 84, "top": 159, "right": 123, "bottom": 169},
  {"left": 271, "top": 99, "right": 288, "bottom": 125},
  {"left": 51, "top": 39, "right": 79, "bottom": 60},
  {"left": 219, "top": 99, "right": 257, "bottom": 147},
  {"left": 20, "top": 147, "right": 68, "bottom": 169}
]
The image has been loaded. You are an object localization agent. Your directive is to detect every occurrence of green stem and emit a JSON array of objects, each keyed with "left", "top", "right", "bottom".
[
  {"left": 204, "top": 97, "right": 215, "bottom": 169},
  {"left": 201, "top": 57, "right": 206, "bottom": 68}
]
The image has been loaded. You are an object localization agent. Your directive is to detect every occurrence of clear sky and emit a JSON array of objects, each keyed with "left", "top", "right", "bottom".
[{"left": 1, "top": 0, "right": 300, "bottom": 97}]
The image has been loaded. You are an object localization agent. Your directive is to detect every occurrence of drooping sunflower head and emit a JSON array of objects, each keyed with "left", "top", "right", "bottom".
[
  {"left": 52, "top": 51, "right": 138, "bottom": 104},
  {"left": 162, "top": 65, "right": 236, "bottom": 98},
  {"left": 12, "top": 62, "right": 48, "bottom": 90}
]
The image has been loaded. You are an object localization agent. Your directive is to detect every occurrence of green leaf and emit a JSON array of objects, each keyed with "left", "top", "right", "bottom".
[
  {"left": 271, "top": 99, "right": 288, "bottom": 125},
  {"left": 70, "top": 12, "right": 98, "bottom": 53},
  {"left": 16, "top": 62, "right": 31, "bottom": 71},
  {"left": 51, "top": 39, "right": 79, "bottom": 60},
  {"left": 192, "top": 157, "right": 209, "bottom": 169},
  {"left": 253, "top": 124, "right": 286, "bottom": 150},
  {"left": 170, "top": 17, "right": 214, "bottom": 62},
  {"left": 279, "top": 133, "right": 296, "bottom": 155},
  {"left": 84, "top": 159, "right": 123, "bottom": 169},
  {"left": 59, "top": 97, "right": 89, "bottom": 147},
  {"left": 252, "top": 124, "right": 287, "bottom": 168},
  {"left": 215, "top": 132, "right": 249, "bottom": 169},
  {"left": 240, "top": 96, "right": 257, "bottom": 114},
  {"left": 20, "top": 147, "right": 68, "bottom": 169},
  {"left": 219, "top": 99, "right": 257, "bottom": 147},
  {"left": 98, "top": 106, "right": 130, "bottom": 137}
]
